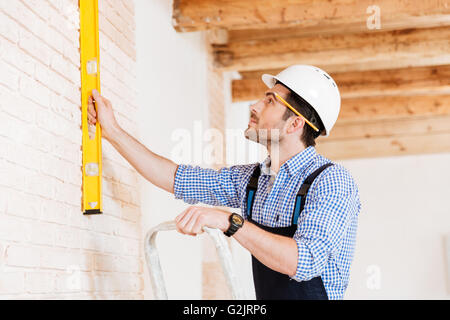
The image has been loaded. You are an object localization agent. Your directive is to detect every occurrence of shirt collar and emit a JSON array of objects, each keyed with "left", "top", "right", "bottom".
[
  {"left": 260, "top": 156, "right": 275, "bottom": 176},
  {"left": 260, "top": 146, "right": 317, "bottom": 177}
]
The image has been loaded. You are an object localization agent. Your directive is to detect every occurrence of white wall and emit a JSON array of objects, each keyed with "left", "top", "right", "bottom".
[
  {"left": 226, "top": 99, "right": 450, "bottom": 299},
  {"left": 135, "top": 0, "right": 208, "bottom": 299},
  {"left": 225, "top": 99, "right": 264, "bottom": 300},
  {"left": 342, "top": 153, "right": 450, "bottom": 299}
]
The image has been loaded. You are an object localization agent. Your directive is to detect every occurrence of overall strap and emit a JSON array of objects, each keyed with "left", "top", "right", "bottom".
[
  {"left": 246, "top": 165, "right": 261, "bottom": 221},
  {"left": 291, "top": 162, "right": 334, "bottom": 225}
]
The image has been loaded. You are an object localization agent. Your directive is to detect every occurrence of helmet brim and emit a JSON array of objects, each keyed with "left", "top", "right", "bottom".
[{"left": 262, "top": 74, "right": 277, "bottom": 89}]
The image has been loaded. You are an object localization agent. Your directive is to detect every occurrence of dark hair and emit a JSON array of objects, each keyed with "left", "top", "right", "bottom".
[{"left": 276, "top": 81, "right": 324, "bottom": 147}]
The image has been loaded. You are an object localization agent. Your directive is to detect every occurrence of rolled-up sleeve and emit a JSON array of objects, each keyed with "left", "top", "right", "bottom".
[
  {"left": 173, "top": 163, "right": 256, "bottom": 208},
  {"left": 290, "top": 165, "right": 361, "bottom": 282}
]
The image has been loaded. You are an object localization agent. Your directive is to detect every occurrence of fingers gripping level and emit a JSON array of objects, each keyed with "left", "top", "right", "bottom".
[{"left": 80, "top": 0, "right": 102, "bottom": 215}]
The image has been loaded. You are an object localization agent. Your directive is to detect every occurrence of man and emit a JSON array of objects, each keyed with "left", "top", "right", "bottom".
[{"left": 88, "top": 65, "right": 361, "bottom": 300}]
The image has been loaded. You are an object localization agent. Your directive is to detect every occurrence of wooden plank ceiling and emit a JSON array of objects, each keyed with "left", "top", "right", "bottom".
[{"left": 172, "top": 0, "right": 450, "bottom": 160}]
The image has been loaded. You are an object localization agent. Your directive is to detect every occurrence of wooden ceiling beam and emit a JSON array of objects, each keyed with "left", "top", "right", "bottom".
[
  {"left": 173, "top": 0, "right": 450, "bottom": 33},
  {"left": 214, "top": 26, "right": 450, "bottom": 72},
  {"left": 316, "top": 131, "right": 450, "bottom": 160},
  {"left": 232, "top": 65, "right": 450, "bottom": 102},
  {"left": 339, "top": 95, "right": 450, "bottom": 123},
  {"left": 321, "top": 115, "right": 450, "bottom": 141}
]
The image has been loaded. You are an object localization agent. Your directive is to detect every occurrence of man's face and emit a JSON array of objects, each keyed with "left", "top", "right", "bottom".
[{"left": 244, "top": 84, "right": 291, "bottom": 145}]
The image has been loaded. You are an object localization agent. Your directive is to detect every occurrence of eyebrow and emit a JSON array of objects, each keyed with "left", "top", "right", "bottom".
[{"left": 265, "top": 92, "right": 276, "bottom": 99}]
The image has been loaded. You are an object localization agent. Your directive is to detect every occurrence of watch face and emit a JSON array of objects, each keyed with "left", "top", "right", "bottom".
[{"left": 232, "top": 214, "right": 244, "bottom": 225}]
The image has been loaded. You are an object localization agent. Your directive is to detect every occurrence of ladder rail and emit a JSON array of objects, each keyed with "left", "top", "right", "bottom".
[{"left": 144, "top": 220, "right": 244, "bottom": 299}]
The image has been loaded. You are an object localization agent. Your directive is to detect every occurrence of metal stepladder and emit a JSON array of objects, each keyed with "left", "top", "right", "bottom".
[{"left": 144, "top": 220, "right": 245, "bottom": 299}]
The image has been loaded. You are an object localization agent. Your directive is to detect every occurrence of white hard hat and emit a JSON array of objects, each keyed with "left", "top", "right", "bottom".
[{"left": 262, "top": 65, "right": 341, "bottom": 137}]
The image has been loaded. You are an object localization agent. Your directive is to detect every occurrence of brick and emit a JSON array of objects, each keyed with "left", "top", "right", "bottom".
[
  {"left": 7, "top": 0, "right": 65, "bottom": 57},
  {"left": 18, "top": 28, "right": 52, "bottom": 67},
  {"left": 62, "top": 40, "right": 79, "bottom": 67},
  {"left": 95, "top": 253, "right": 142, "bottom": 274},
  {"left": 67, "top": 205, "right": 88, "bottom": 230},
  {"left": 62, "top": 160, "right": 82, "bottom": 186},
  {"left": 46, "top": 0, "right": 64, "bottom": 12},
  {"left": 35, "top": 63, "right": 66, "bottom": 95},
  {"left": 114, "top": 1, "right": 134, "bottom": 28},
  {"left": 104, "top": 3, "right": 128, "bottom": 35},
  {"left": 0, "top": 159, "right": 27, "bottom": 191},
  {"left": 0, "top": 60, "right": 19, "bottom": 90},
  {"left": 5, "top": 188, "right": 43, "bottom": 219},
  {"left": 90, "top": 214, "right": 115, "bottom": 235},
  {"left": 0, "top": 214, "right": 32, "bottom": 242},
  {"left": 102, "top": 195, "right": 122, "bottom": 218},
  {"left": 115, "top": 220, "right": 139, "bottom": 239},
  {"left": 94, "top": 254, "right": 115, "bottom": 272},
  {"left": 54, "top": 180, "right": 81, "bottom": 206},
  {"left": 0, "top": 86, "right": 36, "bottom": 123},
  {"left": 101, "top": 234, "right": 125, "bottom": 255},
  {"left": 20, "top": 0, "right": 51, "bottom": 21},
  {"left": 35, "top": 106, "right": 78, "bottom": 139},
  {"left": 3, "top": 139, "right": 43, "bottom": 172},
  {"left": 50, "top": 54, "right": 79, "bottom": 84},
  {"left": 41, "top": 248, "right": 93, "bottom": 271},
  {"left": 0, "top": 11, "right": 19, "bottom": 43},
  {"left": 5, "top": 245, "right": 41, "bottom": 268},
  {"left": 42, "top": 25, "right": 66, "bottom": 55},
  {"left": 121, "top": 0, "right": 135, "bottom": 16},
  {"left": 25, "top": 172, "right": 57, "bottom": 199},
  {"left": 121, "top": 238, "right": 140, "bottom": 257},
  {"left": 0, "top": 40, "right": 36, "bottom": 77},
  {"left": 49, "top": 93, "right": 81, "bottom": 126},
  {"left": 30, "top": 125, "right": 55, "bottom": 154},
  {"left": 93, "top": 273, "right": 142, "bottom": 292},
  {"left": 0, "top": 110, "right": 25, "bottom": 139},
  {"left": 0, "top": 242, "right": 5, "bottom": 265},
  {"left": 121, "top": 204, "right": 140, "bottom": 223},
  {"left": 39, "top": 200, "right": 69, "bottom": 225},
  {"left": 55, "top": 270, "right": 84, "bottom": 293},
  {"left": 48, "top": 1, "right": 79, "bottom": 43},
  {"left": 114, "top": 256, "right": 141, "bottom": 274},
  {"left": 19, "top": 75, "right": 51, "bottom": 108},
  {"left": 0, "top": 187, "right": 7, "bottom": 214},
  {"left": 40, "top": 152, "right": 68, "bottom": 182},
  {"left": 30, "top": 221, "right": 55, "bottom": 246},
  {"left": 52, "top": 136, "right": 81, "bottom": 163},
  {"left": 82, "top": 231, "right": 104, "bottom": 252},
  {"left": 54, "top": 225, "right": 81, "bottom": 249},
  {"left": 25, "top": 271, "right": 55, "bottom": 293},
  {"left": 0, "top": 272, "right": 25, "bottom": 294}
]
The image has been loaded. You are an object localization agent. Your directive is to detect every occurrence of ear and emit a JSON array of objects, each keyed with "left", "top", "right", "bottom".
[{"left": 286, "top": 116, "right": 305, "bottom": 134}]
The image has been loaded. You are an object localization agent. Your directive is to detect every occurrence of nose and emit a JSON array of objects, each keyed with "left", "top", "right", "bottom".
[
  {"left": 249, "top": 97, "right": 264, "bottom": 114},
  {"left": 249, "top": 103, "right": 259, "bottom": 121}
]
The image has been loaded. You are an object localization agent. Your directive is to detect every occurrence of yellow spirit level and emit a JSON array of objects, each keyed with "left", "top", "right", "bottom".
[{"left": 80, "top": 0, "right": 102, "bottom": 215}]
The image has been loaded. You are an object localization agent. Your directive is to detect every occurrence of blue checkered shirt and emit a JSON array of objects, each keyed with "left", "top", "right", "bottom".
[{"left": 173, "top": 146, "right": 361, "bottom": 300}]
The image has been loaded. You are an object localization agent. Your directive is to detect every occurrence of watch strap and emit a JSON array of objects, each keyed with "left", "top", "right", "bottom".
[{"left": 224, "top": 213, "right": 243, "bottom": 237}]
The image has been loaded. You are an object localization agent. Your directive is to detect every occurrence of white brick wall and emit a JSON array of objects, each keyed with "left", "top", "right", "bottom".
[{"left": 0, "top": 0, "right": 143, "bottom": 299}]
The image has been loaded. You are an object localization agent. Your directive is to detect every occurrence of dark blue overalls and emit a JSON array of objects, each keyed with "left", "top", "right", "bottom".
[{"left": 245, "top": 162, "right": 334, "bottom": 300}]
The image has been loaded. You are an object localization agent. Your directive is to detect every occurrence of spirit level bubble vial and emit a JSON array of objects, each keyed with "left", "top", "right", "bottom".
[{"left": 80, "top": 0, "right": 102, "bottom": 215}]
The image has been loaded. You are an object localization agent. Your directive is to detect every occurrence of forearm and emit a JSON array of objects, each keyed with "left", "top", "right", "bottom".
[
  {"left": 233, "top": 221, "right": 298, "bottom": 277},
  {"left": 106, "top": 126, "right": 178, "bottom": 193}
]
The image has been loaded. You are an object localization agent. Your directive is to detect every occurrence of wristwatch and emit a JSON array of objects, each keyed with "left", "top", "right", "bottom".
[{"left": 224, "top": 213, "right": 244, "bottom": 237}]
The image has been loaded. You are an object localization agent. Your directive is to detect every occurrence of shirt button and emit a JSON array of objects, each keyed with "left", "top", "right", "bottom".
[{"left": 276, "top": 215, "right": 279, "bottom": 222}]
